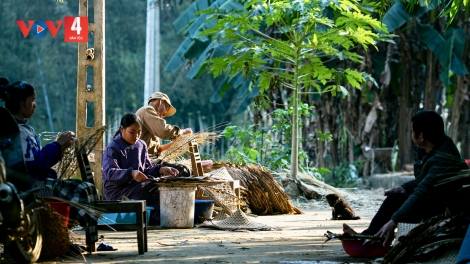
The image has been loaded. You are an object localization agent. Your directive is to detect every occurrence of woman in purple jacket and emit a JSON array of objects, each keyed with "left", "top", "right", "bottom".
[{"left": 102, "top": 113, "right": 178, "bottom": 225}]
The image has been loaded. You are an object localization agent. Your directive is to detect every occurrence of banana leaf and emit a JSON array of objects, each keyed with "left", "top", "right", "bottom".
[
  {"left": 187, "top": 43, "right": 234, "bottom": 79},
  {"left": 187, "top": 0, "right": 244, "bottom": 42},
  {"left": 210, "top": 72, "right": 245, "bottom": 103},
  {"left": 382, "top": 2, "right": 434, "bottom": 32},
  {"left": 172, "top": 0, "right": 216, "bottom": 34},
  {"left": 165, "top": 39, "right": 210, "bottom": 72},
  {"left": 416, "top": 23, "right": 468, "bottom": 85},
  {"left": 235, "top": 84, "right": 260, "bottom": 114}
]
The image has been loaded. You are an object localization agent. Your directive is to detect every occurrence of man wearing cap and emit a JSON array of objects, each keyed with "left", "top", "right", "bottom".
[{"left": 136, "top": 92, "right": 193, "bottom": 157}]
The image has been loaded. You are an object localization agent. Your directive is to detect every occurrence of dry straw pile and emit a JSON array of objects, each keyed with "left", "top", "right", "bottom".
[{"left": 221, "top": 163, "right": 303, "bottom": 215}]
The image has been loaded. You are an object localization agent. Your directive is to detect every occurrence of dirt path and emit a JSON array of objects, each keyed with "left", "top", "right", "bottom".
[{"left": 2, "top": 189, "right": 387, "bottom": 263}]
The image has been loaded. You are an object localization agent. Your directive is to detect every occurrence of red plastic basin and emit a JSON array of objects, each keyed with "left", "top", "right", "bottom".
[
  {"left": 47, "top": 201, "right": 71, "bottom": 227},
  {"left": 341, "top": 239, "right": 390, "bottom": 258}
]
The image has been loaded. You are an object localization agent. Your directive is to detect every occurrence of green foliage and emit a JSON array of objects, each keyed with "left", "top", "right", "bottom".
[
  {"left": 0, "top": 0, "right": 244, "bottom": 152},
  {"left": 197, "top": 0, "right": 392, "bottom": 177},
  {"left": 202, "top": 0, "right": 390, "bottom": 96},
  {"left": 222, "top": 102, "right": 331, "bottom": 170},
  {"left": 322, "top": 160, "right": 366, "bottom": 187}
]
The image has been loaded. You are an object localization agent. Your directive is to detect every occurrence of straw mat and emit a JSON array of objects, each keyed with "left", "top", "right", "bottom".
[{"left": 202, "top": 209, "right": 278, "bottom": 231}]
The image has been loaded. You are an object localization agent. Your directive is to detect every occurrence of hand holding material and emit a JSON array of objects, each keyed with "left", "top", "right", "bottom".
[
  {"left": 160, "top": 166, "right": 179, "bottom": 177},
  {"left": 131, "top": 170, "right": 148, "bottom": 182}
]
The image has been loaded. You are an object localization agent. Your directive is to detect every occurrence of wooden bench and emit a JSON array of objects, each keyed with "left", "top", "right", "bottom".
[{"left": 77, "top": 147, "right": 148, "bottom": 254}]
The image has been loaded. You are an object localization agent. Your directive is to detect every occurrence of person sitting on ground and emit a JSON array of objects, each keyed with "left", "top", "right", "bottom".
[
  {"left": 0, "top": 78, "right": 99, "bottom": 246},
  {"left": 102, "top": 113, "right": 179, "bottom": 225},
  {"left": 343, "top": 110, "right": 469, "bottom": 247},
  {"left": 136, "top": 92, "right": 192, "bottom": 176}
]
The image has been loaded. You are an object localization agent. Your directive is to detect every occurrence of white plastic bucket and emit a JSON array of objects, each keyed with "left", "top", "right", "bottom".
[{"left": 159, "top": 185, "right": 197, "bottom": 228}]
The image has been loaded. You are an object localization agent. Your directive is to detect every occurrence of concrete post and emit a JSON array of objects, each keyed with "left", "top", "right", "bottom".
[
  {"left": 77, "top": 0, "right": 105, "bottom": 195},
  {"left": 144, "top": 0, "right": 160, "bottom": 104}
]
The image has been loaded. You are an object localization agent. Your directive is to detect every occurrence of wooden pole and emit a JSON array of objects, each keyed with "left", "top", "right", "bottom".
[{"left": 77, "top": 0, "right": 105, "bottom": 195}]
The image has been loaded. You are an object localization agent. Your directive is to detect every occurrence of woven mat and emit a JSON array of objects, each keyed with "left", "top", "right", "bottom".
[
  {"left": 395, "top": 222, "right": 461, "bottom": 263},
  {"left": 199, "top": 209, "right": 278, "bottom": 231},
  {"left": 199, "top": 183, "right": 239, "bottom": 215},
  {"left": 419, "top": 248, "right": 460, "bottom": 264},
  {"left": 394, "top": 222, "right": 420, "bottom": 245},
  {"left": 204, "top": 167, "right": 233, "bottom": 181}
]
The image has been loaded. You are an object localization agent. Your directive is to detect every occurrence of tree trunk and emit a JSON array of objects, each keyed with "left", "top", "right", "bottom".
[
  {"left": 459, "top": 101, "right": 470, "bottom": 159},
  {"left": 290, "top": 48, "right": 300, "bottom": 180},
  {"left": 397, "top": 32, "right": 413, "bottom": 170},
  {"left": 449, "top": 76, "right": 465, "bottom": 142},
  {"left": 424, "top": 10, "right": 436, "bottom": 111},
  {"left": 449, "top": 12, "right": 469, "bottom": 143},
  {"left": 423, "top": 49, "right": 436, "bottom": 110}
]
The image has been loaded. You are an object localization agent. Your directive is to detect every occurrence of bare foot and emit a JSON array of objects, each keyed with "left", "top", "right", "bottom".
[{"left": 343, "top": 223, "right": 357, "bottom": 235}]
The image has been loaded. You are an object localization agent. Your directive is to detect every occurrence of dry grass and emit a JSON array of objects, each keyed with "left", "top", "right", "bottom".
[
  {"left": 219, "top": 163, "right": 302, "bottom": 215},
  {"left": 152, "top": 131, "right": 221, "bottom": 164},
  {"left": 40, "top": 126, "right": 107, "bottom": 180}
]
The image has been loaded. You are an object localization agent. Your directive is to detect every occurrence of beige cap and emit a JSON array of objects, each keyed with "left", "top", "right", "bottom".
[{"left": 148, "top": 92, "right": 176, "bottom": 117}]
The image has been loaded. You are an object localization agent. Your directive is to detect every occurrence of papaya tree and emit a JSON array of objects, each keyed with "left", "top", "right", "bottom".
[{"left": 195, "top": 0, "right": 390, "bottom": 179}]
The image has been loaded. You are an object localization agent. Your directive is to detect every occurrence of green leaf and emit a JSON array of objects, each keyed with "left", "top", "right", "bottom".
[
  {"left": 344, "top": 69, "right": 364, "bottom": 89},
  {"left": 187, "top": 43, "right": 234, "bottom": 79},
  {"left": 210, "top": 76, "right": 229, "bottom": 103},
  {"left": 173, "top": 0, "right": 216, "bottom": 34},
  {"left": 248, "top": 148, "right": 259, "bottom": 161},
  {"left": 382, "top": 2, "right": 433, "bottom": 32},
  {"left": 416, "top": 23, "right": 468, "bottom": 77},
  {"left": 187, "top": 0, "right": 244, "bottom": 41},
  {"left": 165, "top": 38, "right": 193, "bottom": 72}
]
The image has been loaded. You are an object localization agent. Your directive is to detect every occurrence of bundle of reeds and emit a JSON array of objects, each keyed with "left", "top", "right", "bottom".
[
  {"left": 224, "top": 163, "right": 303, "bottom": 215},
  {"left": 384, "top": 213, "right": 469, "bottom": 263},
  {"left": 39, "top": 200, "right": 70, "bottom": 258},
  {"left": 155, "top": 131, "right": 220, "bottom": 163},
  {"left": 41, "top": 126, "right": 107, "bottom": 180}
]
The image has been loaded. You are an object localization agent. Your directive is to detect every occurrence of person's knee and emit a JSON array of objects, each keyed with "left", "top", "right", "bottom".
[{"left": 385, "top": 192, "right": 408, "bottom": 200}]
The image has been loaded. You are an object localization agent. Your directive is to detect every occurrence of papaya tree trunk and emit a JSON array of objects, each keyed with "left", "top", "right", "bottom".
[{"left": 290, "top": 48, "right": 300, "bottom": 180}]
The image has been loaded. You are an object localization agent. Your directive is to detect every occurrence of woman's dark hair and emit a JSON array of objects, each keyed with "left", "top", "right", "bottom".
[
  {"left": 0, "top": 79, "right": 36, "bottom": 114},
  {"left": 113, "top": 113, "right": 142, "bottom": 138},
  {"left": 411, "top": 110, "right": 446, "bottom": 144}
]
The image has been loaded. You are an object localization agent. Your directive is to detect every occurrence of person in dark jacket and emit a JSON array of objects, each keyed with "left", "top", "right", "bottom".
[
  {"left": 102, "top": 113, "right": 179, "bottom": 225},
  {"left": 343, "top": 110, "right": 469, "bottom": 247},
  {"left": 0, "top": 78, "right": 99, "bottom": 246}
]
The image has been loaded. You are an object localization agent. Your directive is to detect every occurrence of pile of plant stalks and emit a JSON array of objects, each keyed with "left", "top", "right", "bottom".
[{"left": 220, "top": 163, "right": 303, "bottom": 215}]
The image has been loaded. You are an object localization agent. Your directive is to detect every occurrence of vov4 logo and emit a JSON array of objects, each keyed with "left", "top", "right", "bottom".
[{"left": 16, "top": 16, "right": 88, "bottom": 42}]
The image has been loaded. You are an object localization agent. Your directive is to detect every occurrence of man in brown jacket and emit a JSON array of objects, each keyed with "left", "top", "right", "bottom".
[{"left": 136, "top": 92, "right": 192, "bottom": 175}]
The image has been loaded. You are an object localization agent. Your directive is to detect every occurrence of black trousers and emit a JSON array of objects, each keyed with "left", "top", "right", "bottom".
[{"left": 362, "top": 192, "right": 425, "bottom": 235}]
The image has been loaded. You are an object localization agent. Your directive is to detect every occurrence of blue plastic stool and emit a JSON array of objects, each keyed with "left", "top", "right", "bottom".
[{"left": 457, "top": 225, "right": 470, "bottom": 264}]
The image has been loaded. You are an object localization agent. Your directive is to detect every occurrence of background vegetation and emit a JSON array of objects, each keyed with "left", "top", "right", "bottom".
[
  {"left": 0, "top": 0, "right": 245, "bottom": 149},
  {"left": 1, "top": 0, "right": 469, "bottom": 187}
]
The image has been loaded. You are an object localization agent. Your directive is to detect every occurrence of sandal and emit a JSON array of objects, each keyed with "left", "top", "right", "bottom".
[{"left": 96, "top": 243, "right": 118, "bottom": 251}]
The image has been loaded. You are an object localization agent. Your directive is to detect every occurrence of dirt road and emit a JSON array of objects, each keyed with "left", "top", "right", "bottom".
[{"left": 2, "top": 189, "right": 386, "bottom": 263}]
